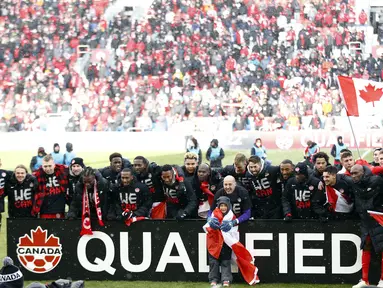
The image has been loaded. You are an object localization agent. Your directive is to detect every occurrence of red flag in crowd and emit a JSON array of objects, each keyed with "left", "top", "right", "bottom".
[
  {"left": 337, "top": 76, "right": 383, "bottom": 116},
  {"left": 368, "top": 210, "right": 383, "bottom": 226}
]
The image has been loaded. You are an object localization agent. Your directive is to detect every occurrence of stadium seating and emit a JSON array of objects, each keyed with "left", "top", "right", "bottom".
[{"left": 0, "top": 0, "right": 377, "bottom": 132}]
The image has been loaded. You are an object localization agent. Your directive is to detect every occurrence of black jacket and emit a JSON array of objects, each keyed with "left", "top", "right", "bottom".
[
  {"left": 219, "top": 164, "right": 250, "bottom": 191},
  {"left": 0, "top": 169, "right": 12, "bottom": 213},
  {"left": 98, "top": 166, "right": 120, "bottom": 190},
  {"left": 68, "top": 172, "right": 82, "bottom": 206},
  {"left": 246, "top": 163, "right": 282, "bottom": 219},
  {"left": 5, "top": 174, "right": 37, "bottom": 217},
  {"left": 134, "top": 162, "right": 164, "bottom": 203},
  {"left": 181, "top": 165, "right": 197, "bottom": 181},
  {"left": 161, "top": 166, "right": 197, "bottom": 218},
  {"left": 353, "top": 168, "right": 383, "bottom": 252},
  {"left": 67, "top": 172, "right": 109, "bottom": 219},
  {"left": 282, "top": 175, "right": 327, "bottom": 219},
  {"left": 324, "top": 174, "right": 355, "bottom": 219},
  {"left": 192, "top": 169, "right": 222, "bottom": 203},
  {"left": 110, "top": 177, "right": 152, "bottom": 219},
  {"left": 210, "top": 186, "right": 252, "bottom": 219}
]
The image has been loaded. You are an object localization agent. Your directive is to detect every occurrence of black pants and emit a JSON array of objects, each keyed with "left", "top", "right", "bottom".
[{"left": 208, "top": 254, "right": 232, "bottom": 283}]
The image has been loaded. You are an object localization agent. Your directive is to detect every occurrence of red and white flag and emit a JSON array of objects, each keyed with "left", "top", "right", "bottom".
[
  {"left": 203, "top": 208, "right": 260, "bottom": 286},
  {"left": 368, "top": 210, "right": 383, "bottom": 226},
  {"left": 325, "top": 186, "right": 354, "bottom": 213},
  {"left": 337, "top": 76, "right": 383, "bottom": 116}
]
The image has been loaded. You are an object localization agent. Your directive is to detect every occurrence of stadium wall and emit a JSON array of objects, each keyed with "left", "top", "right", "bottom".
[
  {"left": 0, "top": 130, "right": 382, "bottom": 152},
  {"left": 7, "top": 218, "right": 379, "bottom": 284}
]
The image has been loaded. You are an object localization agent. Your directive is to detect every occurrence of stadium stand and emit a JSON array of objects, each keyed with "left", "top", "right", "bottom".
[{"left": 0, "top": 0, "right": 380, "bottom": 132}]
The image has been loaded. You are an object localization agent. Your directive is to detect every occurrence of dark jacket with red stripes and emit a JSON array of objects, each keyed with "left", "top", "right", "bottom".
[
  {"left": 32, "top": 164, "right": 69, "bottom": 216},
  {"left": 5, "top": 173, "right": 37, "bottom": 217},
  {"left": 67, "top": 172, "right": 109, "bottom": 219}
]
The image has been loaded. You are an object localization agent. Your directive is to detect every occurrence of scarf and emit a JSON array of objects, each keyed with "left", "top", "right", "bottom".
[
  {"left": 81, "top": 180, "right": 104, "bottom": 236},
  {"left": 198, "top": 181, "right": 215, "bottom": 218},
  {"left": 203, "top": 208, "right": 260, "bottom": 285}
]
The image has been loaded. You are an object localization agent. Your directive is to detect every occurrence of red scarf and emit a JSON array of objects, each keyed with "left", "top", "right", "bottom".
[
  {"left": 200, "top": 181, "right": 215, "bottom": 206},
  {"left": 81, "top": 180, "right": 104, "bottom": 236}
]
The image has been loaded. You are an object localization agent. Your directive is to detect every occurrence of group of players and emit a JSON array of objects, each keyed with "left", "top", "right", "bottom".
[{"left": 1, "top": 146, "right": 383, "bottom": 287}]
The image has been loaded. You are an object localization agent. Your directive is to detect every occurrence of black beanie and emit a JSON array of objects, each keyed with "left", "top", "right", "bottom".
[
  {"left": 0, "top": 257, "right": 24, "bottom": 288},
  {"left": 70, "top": 157, "right": 85, "bottom": 168},
  {"left": 53, "top": 143, "right": 60, "bottom": 150},
  {"left": 66, "top": 142, "right": 73, "bottom": 152}
]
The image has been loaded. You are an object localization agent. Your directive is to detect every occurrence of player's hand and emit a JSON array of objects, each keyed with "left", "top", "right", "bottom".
[
  {"left": 207, "top": 217, "right": 220, "bottom": 230},
  {"left": 220, "top": 220, "right": 236, "bottom": 232},
  {"left": 175, "top": 210, "right": 187, "bottom": 220},
  {"left": 122, "top": 209, "right": 133, "bottom": 220}
]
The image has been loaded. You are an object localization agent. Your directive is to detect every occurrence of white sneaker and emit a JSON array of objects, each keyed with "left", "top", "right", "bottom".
[
  {"left": 377, "top": 279, "right": 383, "bottom": 287},
  {"left": 352, "top": 279, "right": 369, "bottom": 288}
]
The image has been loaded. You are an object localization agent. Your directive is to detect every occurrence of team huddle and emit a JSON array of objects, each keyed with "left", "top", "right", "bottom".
[{"left": 1, "top": 146, "right": 383, "bottom": 287}]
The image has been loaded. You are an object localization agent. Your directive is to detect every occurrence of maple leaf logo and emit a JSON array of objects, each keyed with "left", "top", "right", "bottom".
[
  {"left": 17, "top": 226, "right": 62, "bottom": 273},
  {"left": 19, "top": 227, "right": 60, "bottom": 247},
  {"left": 359, "top": 83, "right": 383, "bottom": 107}
]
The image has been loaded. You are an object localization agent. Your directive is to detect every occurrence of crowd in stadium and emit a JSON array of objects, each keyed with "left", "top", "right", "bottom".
[
  {"left": 0, "top": 0, "right": 378, "bottom": 132},
  {"left": 1, "top": 138, "right": 383, "bottom": 286}
]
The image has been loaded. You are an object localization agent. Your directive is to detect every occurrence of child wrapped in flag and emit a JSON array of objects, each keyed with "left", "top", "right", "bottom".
[{"left": 203, "top": 196, "right": 259, "bottom": 287}]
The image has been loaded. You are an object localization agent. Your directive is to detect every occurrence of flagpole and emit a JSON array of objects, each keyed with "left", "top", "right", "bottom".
[
  {"left": 336, "top": 75, "right": 362, "bottom": 159},
  {"left": 346, "top": 115, "right": 362, "bottom": 159}
]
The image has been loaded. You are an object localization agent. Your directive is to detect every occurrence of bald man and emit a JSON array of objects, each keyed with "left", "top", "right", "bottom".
[
  {"left": 192, "top": 164, "right": 222, "bottom": 214},
  {"left": 351, "top": 164, "right": 383, "bottom": 288},
  {"left": 207, "top": 176, "right": 252, "bottom": 230}
]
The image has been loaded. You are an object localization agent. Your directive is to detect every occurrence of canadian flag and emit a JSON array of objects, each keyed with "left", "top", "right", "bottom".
[
  {"left": 203, "top": 208, "right": 260, "bottom": 285},
  {"left": 368, "top": 210, "right": 383, "bottom": 226},
  {"left": 337, "top": 76, "right": 383, "bottom": 116},
  {"left": 325, "top": 186, "right": 354, "bottom": 213}
]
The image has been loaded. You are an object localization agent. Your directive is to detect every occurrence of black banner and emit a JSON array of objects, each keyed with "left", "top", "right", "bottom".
[{"left": 6, "top": 219, "right": 381, "bottom": 283}]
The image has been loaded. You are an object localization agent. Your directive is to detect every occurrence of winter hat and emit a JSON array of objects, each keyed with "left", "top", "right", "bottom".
[
  {"left": 295, "top": 162, "right": 308, "bottom": 176},
  {"left": 70, "top": 157, "right": 85, "bottom": 168},
  {"left": 66, "top": 142, "right": 73, "bottom": 152},
  {"left": 53, "top": 143, "right": 60, "bottom": 150},
  {"left": 217, "top": 196, "right": 232, "bottom": 212},
  {"left": 37, "top": 147, "right": 45, "bottom": 154},
  {"left": 0, "top": 257, "right": 24, "bottom": 288}
]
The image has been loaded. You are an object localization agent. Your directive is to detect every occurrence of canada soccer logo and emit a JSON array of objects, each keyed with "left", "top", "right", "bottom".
[{"left": 17, "top": 226, "right": 62, "bottom": 273}]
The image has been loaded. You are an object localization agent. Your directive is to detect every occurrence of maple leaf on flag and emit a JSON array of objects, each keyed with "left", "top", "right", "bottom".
[{"left": 359, "top": 83, "right": 383, "bottom": 107}]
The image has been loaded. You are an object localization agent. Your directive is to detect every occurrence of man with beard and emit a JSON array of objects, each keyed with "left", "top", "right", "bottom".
[
  {"left": 192, "top": 163, "right": 222, "bottom": 218},
  {"left": 110, "top": 168, "right": 152, "bottom": 222},
  {"left": 160, "top": 164, "right": 197, "bottom": 219},
  {"left": 208, "top": 176, "right": 252, "bottom": 229},
  {"left": 312, "top": 152, "right": 330, "bottom": 178},
  {"left": 32, "top": 155, "right": 69, "bottom": 219},
  {"left": 246, "top": 156, "right": 281, "bottom": 219},
  {"left": 182, "top": 152, "right": 199, "bottom": 181},
  {"left": 219, "top": 153, "right": 250, "bottom": 191},
  {"left": 0, "top": 159, "right": 12, "bottom": 227},
  {"left": 67, "top": 158, "right": 85, "bottom": 206},
  {"left": 350, "top": 164, "right": 383, "bottom": 288},
  {"left": 322, "top": 166, "right": 355, "bottom": 220},
  {"left": 3, "top": 165, "right": 37, "bottom": 218},
  {"left": 282, "top": 162, "right": 328, "bottom": 221},
  {"left": 99, "top": 153, "right": 124, "bottom": 189},
  {"left": 279, "top": 159, "right": 295, "bottom": 190},
  {"left": 331, "top": 136, "right": 347, "bottom": 166}
]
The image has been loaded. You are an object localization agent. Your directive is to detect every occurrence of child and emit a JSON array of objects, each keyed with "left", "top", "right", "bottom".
[{"left": 207, "top": 196, "right": 233, "bottom": 287}]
